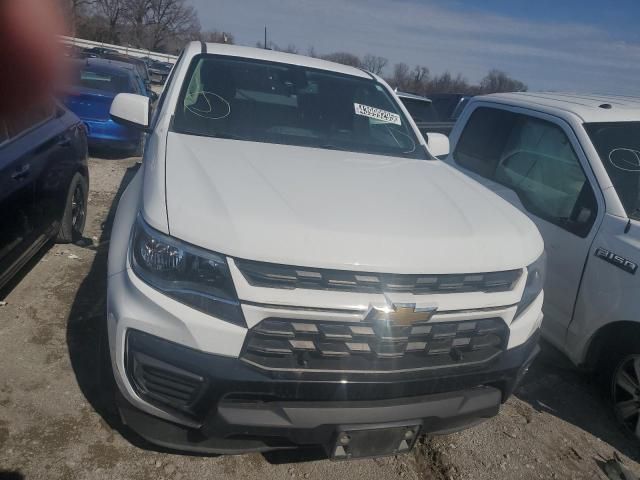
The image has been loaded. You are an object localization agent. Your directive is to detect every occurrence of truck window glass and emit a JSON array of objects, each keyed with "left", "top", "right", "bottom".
[
  {"left": 455, "top": 107, "right": 596, "bottom": 236},
  {"left": 401, "top": 98, "right": 439, "bottom": 122},
  {"left": 585, "top": 122, "right": 640, "bottom": 220},
  {"left": 173, "top": 55, "right": 428, "bottom": 160}
]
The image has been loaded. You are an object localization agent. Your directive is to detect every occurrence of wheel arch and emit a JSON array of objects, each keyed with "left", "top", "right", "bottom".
[{"left": 584, "top": 321, "right": 640, "bottom": 370}]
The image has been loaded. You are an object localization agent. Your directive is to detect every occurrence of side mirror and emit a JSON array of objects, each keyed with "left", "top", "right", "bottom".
[
  {"left": 424, "top": 132, "right": 450, "bottom": 158},
  {"left": 110, "top": 93, "right": 150, "bottom": 129}
]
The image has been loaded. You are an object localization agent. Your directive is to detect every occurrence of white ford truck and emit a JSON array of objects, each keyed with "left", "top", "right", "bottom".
[
  {"left": 439, "top": 92, "right": 640, "bottom": 439},
  {"left": 105, "top": 42, "right": 544, "bottom": 458}
]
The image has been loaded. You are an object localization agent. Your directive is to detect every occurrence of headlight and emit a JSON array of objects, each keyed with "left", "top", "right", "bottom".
[
  {"left": 516, "top": 252, "right": 546, "bottom": 318},
  {"left": 130, "top": 215, "right": 245, "bottom": 326}
]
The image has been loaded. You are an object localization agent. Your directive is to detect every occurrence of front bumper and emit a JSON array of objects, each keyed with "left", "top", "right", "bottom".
[{"left": 117, "top": 328, "right": 539, "bottom": 454}]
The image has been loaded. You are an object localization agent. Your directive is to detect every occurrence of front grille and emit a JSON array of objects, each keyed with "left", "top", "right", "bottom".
[
  {"left": 241, "top": 317, "right": 509, "bottom": 373},
  {"left": 235, "top": 259, "right": 521, "bottom": 294},
  {"left": 129, "top": 351, "right": 207, "bottom": 412}
]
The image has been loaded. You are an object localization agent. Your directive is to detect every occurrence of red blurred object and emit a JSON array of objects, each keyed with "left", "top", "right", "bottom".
[{"left": 0, "top": 0, "right": 68, "bottom": 116}]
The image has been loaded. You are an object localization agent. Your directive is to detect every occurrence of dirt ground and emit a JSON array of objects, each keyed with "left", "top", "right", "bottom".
[{"left": 1, "top": 155, "right": 639, "bottom": 480}]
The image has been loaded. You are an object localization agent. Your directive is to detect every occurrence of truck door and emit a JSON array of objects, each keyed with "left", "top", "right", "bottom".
[{"left": 447, "top": 105, "right": 603, "bottom": 349}]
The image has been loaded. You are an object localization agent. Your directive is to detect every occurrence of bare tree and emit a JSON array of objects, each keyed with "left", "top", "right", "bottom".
[
  {"left": 479, "top": 69, "right": 527, "bottom": 93},
  {"left": 321, "top": 52, "right": 362, "bottom": 68},
  {"left": 145, "top": 0, "right": 200, "bottom": 51},
  {"left": 410, "top": 66, "right": 429, "bottom": 94},
  {"left": 426, "top": 72, "right": 470, "bottom": 94},
  {"left": 122, "top": 0, "right": 152, "bottom": 47},
  {"left": 389, "top": 62, "right": 410, "bottom": 90},
  {"left": 361, "top": 54, "right": 388, "bottom": 75},
  {"left": 201, "top": 30, "right": 234, "bottom": 44},
  {"left": 62, "top": 0, "right": 94, "bottom": 34},
  {"left": 279, "top": 43, "right": 299, "bottom": 54},
  {"left": 95, "top": 0, "right": 124, "bottom": 43}
]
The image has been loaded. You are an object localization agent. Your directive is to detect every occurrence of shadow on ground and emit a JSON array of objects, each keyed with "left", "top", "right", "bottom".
[
  {"left": 515, "top": 340, "right": 639, "bottom": 462},
  {"left": 0, "top": 472, "right": 24, "bottom": 480},
  {"left": 0, "top": 247, "right": 51, "bottom": 300},
  {"left": 89, "top": 146, "right": 138, "bottom": 160},
  {"left": 63, "top": 162, "right": 158, "bottom": 451}
]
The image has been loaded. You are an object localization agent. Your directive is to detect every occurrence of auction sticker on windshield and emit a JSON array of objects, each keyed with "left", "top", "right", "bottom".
[{"left": 354, "top": 103, "right": 401, "bottom": 125}]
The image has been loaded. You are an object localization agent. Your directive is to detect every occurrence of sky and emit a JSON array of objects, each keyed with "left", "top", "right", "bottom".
[{"left": 191, "top": 0, "right": 640, "bottom": 94}]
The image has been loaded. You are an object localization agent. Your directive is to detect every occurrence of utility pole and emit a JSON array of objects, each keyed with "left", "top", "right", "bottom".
[{"left": 264, "top": 26, "right": 267, "bottom": 49}]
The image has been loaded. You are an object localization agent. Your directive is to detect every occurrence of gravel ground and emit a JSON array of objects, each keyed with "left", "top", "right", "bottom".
[{"left": 1, "top": 155, "right": 639, "bottom": 480}]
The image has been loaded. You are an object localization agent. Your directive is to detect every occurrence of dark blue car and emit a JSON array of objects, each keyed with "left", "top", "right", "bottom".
[
  {"left": 0, "top": 101, "right": 89, "bottom": 291},
  {"left": 64, "top": 58, "right": 147, "bottom": 154}
]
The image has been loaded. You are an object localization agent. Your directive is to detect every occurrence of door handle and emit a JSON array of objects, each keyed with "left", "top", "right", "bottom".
[{"left": 11, "top": 164, "right": 30, "bottom": 180}]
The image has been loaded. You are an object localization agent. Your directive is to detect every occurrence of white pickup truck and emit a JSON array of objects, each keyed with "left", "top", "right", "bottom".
[
  {"left": 439, "top": 92, "right": 640, "bottom": 439},
  {"left": 104, "top": 42, "right": 545, "bottom": 458}
]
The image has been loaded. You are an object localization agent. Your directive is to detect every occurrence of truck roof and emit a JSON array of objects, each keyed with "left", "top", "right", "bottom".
[
  {"left": 186, "top": 42, "right": 371, "bottom": 80},
  {"left": 480, "top": 92, "right": 640, "bottom": 123}
]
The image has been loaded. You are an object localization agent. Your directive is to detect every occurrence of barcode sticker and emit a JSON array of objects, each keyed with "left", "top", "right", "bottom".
[{"left": 354, "top": 103, "right": 401, "bottom": 125}]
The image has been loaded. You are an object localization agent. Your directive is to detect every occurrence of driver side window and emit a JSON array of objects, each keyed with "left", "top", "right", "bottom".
[{"left": 454, "top": 107, "right": 597, "bottom": 237}]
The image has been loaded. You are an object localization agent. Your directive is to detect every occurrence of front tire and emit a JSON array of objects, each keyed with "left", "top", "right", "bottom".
[
  {"left": 56, "top": 172, "right": 88, "bottom": 244},
  {"left": 611, "top": 353, "right": 640, "bottom": 439}
]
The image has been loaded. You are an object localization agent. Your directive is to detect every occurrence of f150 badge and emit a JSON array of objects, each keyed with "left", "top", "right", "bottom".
[{"left": 595, "top": 248, "right": 638, "bottom": 275}]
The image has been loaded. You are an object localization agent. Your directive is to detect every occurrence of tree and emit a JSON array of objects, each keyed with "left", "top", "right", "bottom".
[
  {"left": 479, "top": 69, "right": 527, "bottom": 94},
  {"left": 390, "top": 62, "right": 411, "bottom": 90},
  {"left": 201, "top": 30, "right": 234, "bottom": 44},
  {"left": 361, "top": 54, "right": 388, "bottom": 75},
  {"left": 95, "top": 0, "right": 124, "bottom": 43},
  {"left": 409, "top": 65, "right": 429, "bottom": 94},
  {"left": 123, "top": 0, "right": 152, "bottom": 48},
  {"left": 145, "top": 0, "right": 200, "bottom": 51},
  {"left": 62, "top": 0, "right": 94, "bottom": 34},
  {"left": 426, "top": 72, "right": 470, "bottom": 94},
  {"left": 320, "top": 52, "right": 361, "bottom": 68},
  {"left": 279, "top": 43, "right": 299, "bottom": 54}
]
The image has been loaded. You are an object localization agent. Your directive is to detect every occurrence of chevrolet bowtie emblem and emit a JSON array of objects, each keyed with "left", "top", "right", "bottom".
[{"left": 364, "top": 301, "right": 438, "bottom": 326}]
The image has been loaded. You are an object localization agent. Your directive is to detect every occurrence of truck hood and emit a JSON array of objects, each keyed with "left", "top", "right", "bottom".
[{"left": 163, "top": 133, "right": 543, "bottom": 274}]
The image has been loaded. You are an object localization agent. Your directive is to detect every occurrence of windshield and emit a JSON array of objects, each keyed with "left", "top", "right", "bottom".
[
  {"left": 585, "top": 122, "right": 640, "bottom": 220},
  {"left": 173, "top": 55, "right": 428, "bottom": 159},
  {"left": 400, "top": 98, "right": 439, "bottom": 123}
]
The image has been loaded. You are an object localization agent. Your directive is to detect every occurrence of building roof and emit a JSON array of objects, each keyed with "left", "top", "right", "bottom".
[
  {"left": 187, "top": 42, "right": 371, "bottom": 79},
  {"left": 481, "top": 92, "right": 640, "bottom": 123}
]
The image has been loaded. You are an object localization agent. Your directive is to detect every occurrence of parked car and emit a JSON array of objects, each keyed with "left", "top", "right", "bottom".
[
  {"left": 143, "top": 58, "right": 172, "bottom": 84},
  {"left": 427, "top": 93, "right": 472, "bottom": 122},
  {"left": 62, "top": 44, "right": 85, "bottom": 59},
  {"left": 63, "top": 58, "right": 147, "bottom": 154},
  {"left": 97, "top": 52, "right": 157, "bottom": 100},
  {"left": 104, "top": 42, "right": 544, "bottom": 458},
  {"left": 441, "top": 92, "right": 640, "bottom": 439},
  {"left": 396, "top": 91, "right": 456, "bottom": 137},
  {"left": 0, "top": 101, "right": 89, "bottom": 292},
  {"left": 85, "top": 46, "right": 119, "bottom": 56}
]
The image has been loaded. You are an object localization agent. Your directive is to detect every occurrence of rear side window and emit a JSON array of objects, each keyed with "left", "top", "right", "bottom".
[{"left": 454, "top": 107, "right": 597, "bottom": 236}]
